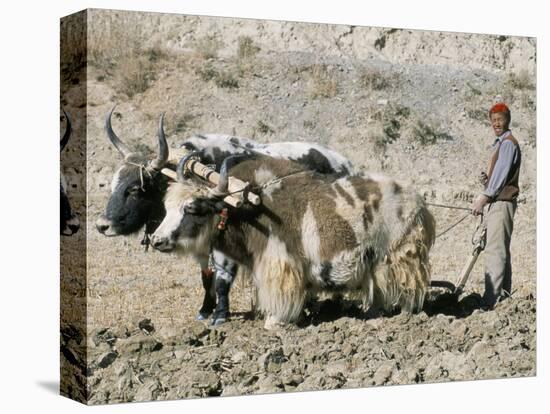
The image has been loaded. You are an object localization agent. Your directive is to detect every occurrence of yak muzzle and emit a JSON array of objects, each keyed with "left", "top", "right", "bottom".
[
  {"left": 62, "top": 215, "right": 80, "bottom": 236},
  {"left": 150, "top": 234, "right": 175, "bottom": 252},
  {"left": 95, "top": 216, "right": 117, "bottom": 236}
]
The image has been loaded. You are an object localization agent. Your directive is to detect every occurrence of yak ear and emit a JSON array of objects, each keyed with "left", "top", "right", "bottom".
[
  {"left": 214, "top": 200, "right": 227, "bottom": 211},
  {"left": 183, "top": 201, "right": 200, "bottom": 215}
]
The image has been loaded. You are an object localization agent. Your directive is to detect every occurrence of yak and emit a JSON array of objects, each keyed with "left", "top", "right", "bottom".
[
  {"left": 60, "top": 109, "right": 80, "bottom": 236},
  {"left": 151, "top": 154, "right": 436, "bottom": 329},
  {"left": 96, "top": 107, "right": 355, "bottom": 325}
]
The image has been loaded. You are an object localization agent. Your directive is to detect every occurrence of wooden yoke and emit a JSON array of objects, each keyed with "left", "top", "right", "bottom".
[{"left": 160, "top": 157, "right": 261, "bottom": 208}]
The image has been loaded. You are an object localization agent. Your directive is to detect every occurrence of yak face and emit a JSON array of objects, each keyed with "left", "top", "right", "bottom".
[
  {"left": 60, "top": 109, "right": 80, "bottom": 236},
  {"left": 96, "top": 107, "right": 170, "bottom": 237},
  {"left": 150, "top": 182, "right": 220, "bottom": 254},
  {"left": 96, "top": 159, "right": 167, "bottom": 236},
  {"left": 60, "top": 180, "right": 80, "bottom": 236}
]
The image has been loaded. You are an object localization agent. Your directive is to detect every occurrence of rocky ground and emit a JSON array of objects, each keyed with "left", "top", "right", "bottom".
[
  {"left": 60, "top": 10, "right": 536, "bottom": 404},
  {"left": 60, "top": 289, "right": 536, "bottom": 404}
]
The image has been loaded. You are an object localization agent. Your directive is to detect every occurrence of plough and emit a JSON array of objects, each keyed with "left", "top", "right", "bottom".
[{"left": 430, "top": 213, "right": 487, "bottom": 298}]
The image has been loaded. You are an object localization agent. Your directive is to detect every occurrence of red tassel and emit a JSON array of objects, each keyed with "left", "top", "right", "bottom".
[{"left": 217, "top": 208, "right": 228, "bottom": 231}]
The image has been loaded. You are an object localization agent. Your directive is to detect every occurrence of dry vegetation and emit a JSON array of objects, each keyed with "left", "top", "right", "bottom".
[
  {"left": 308, "top": 64, "right": 338, "bottom": 98},
  {"left": 194, "top": 35, "right": 223, "bottom": 60},
  {"left": 359, "top": 67, "right": 397, "bottom": 91}
]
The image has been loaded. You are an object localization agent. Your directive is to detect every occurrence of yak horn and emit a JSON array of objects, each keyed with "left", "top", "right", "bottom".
[
  {"left": 60, "top": 109, "right": 71, "bottom": 152},
  {"left": 150, "top": 113, "right": 169, "bottom": 170},
  {"left": 176, "top": 151, "right": 202, "bottom": 183},
  {"left": 105, "top": 105, "right": 131, "bottom": 158},
  {"left": 216, "top": 154, "right": 247, "bottom": 194}
]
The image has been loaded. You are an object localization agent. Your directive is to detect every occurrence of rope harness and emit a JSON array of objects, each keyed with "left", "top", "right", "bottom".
[
  {"left": 425, "top": 201, "right": 481, "bottom": 240},
  {"left": 221, "top": 169, "right": 314, "bottom": 199},
  {"left": 125, "top": 160, "right": 153, "bottom": 191},
  {"left": 125, "top": 160, "right": 157, "bottom": 251}
]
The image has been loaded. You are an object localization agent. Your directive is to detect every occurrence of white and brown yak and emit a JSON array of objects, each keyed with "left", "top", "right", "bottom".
[{"left": 151, "top": 154, "right": 436, "bottom": 329}]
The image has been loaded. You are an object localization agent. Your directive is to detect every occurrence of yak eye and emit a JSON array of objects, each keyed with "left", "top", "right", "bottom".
[
  {"left": 128, "top": 186, "right": 143, "bottom": 195},
  {"left": 183, "top": 203, "right": 198, "bottom": 215}
]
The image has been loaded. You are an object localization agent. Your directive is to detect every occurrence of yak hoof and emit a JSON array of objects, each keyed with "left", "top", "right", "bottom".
[
  {"left": 210, "top": 310, "right": 229, "bottom": 326},
  {"left": 210, "top": 317, "right": 227, "bottom": 326},
  {"left": 264, "top": 316, "right": 285, "bottom": 330},
  {"left": 196, "top": 312, "right": 211, "bottom": 321}
]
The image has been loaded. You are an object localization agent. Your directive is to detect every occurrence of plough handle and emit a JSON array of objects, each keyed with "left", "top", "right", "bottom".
[{"left": 453, "top": 227, "right": 487, "bottom": 295}]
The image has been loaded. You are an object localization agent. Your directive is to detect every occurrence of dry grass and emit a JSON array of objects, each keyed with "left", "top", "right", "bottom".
[
  {"left": 466, "top": 108, "right": 488, "bottom": 122},
  {"left": 194, "top": 35, "right": 223, "bottom": 60},
  {"left": 236, "top": 36, "right": 260, "bottom": 76},
  {"left": 214, "top": 71, "right": 240, "bottom": 89},
  {"left": 309, "top": 64, "right": 338, "bottom": 98},
  {"left": 237, "top": 36, "right": 260, "bottom": 60},
  {"left": 88, "top": 12, "right": 174, "bottom": 98},
  {"left": 173, "top": 113, "right": 198, "bottom": 135},
  {"left": 483, "top": 69, "right": 536, "bottom": 111},
  {"left": 116, "top": 56, "right": 155, "bottom": 98},
  {"left": 359, "top": 67, "right": 396, "bottom": 91},
  {"left": 196, "top": 64, "right": 240, "bottom": 89},
  {"left": 526, "top": 125, "right": 537, "bottom": 148},
  {"left": 60, "top": 12, "right": 87, "bottom": 85},
  {"left": 506, "top": 69, "right": 535, "bottom": 91}
]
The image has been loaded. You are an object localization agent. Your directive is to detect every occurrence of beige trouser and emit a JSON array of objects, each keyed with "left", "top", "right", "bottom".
[{"left": 483, "top": 200, "right": 516, "bottom": 305}]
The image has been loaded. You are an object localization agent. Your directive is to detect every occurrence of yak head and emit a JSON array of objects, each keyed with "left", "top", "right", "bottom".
[
  {"left": 60, "top": 109, "right": 80, "bottom": 236},
  {"left": 96, "top": 106, "right": 170, "bottom": 237},
  {"left": 150, "top": 154, "right": 243, "bottom": 254}
]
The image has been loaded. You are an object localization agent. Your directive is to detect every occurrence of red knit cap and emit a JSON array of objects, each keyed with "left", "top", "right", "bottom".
[
  {"left": 489, "top": 102, "right": 510, "bottom": 115},
  {"left": 489, "top": 102, "right": 511, "bottom": 123}
]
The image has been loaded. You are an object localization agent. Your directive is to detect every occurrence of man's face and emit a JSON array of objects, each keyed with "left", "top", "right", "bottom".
[{"left": 490, "top": 112, "right": 509, "bottom": 137}]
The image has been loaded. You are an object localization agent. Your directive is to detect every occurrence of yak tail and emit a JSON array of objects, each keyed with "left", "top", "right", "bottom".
[{"left": 371, "top": 200, "right": 436, "bottom": 313}]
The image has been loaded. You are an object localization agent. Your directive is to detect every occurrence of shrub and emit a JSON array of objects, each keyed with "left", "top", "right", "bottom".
[
  {"left": 237, "top": 36, "right": 260, "bottom": 60},
  {"left": 413, "top": 120, "right": 453, "bottom": 146},
  {"left": 309, "top": 64, "right": 338, "bottom": 98},
  {"left": 116, "top": 55, "right": 154, "bottom": 98},
  {"left": 195, "top": 35, "right": 222, "bottom": 60},
  {"left": 173, "top": 114, "right": 197, "bottom": 135},
  {"left": 214, "top": 72, "right": 239, "bottom": 89},
  {"left": 506, "top": 70, "right": 535, "bottom": 91},
  {"left": 257, "top": 120, "right": 274, "bottom": 135},
  {"left": 196, "top": 64, "right": 239, "bottom": 89},
  {"left": 360, "top": 68, "right": 394, "bottom": 91}
]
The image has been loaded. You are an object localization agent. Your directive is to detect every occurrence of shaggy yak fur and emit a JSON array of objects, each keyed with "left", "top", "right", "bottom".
[{"left": 151, "top": 157, "right": 436, "bottom": 329}]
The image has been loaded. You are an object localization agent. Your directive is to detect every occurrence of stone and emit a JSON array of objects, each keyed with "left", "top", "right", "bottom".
[
  {"left": 325, "top": 359, "right": 348, "bottom": 377},
  {"left": 138, "top": 319, "right": 155, "bottom": 335},
  {"left": 97, "top": 350, "right": 118, "bottom": 368},
  {"left": 134, "top": 379, "right": 161, "bottom": 401},
  {"left": 449, "top": 320, "right": 468, "bottom": 340},
  {"left": 372, "top": 361, "right": 397, "bottom": 385},
  {"left": 92, "top": 328, "right": 117, "bottom": 347},
  {"left": 256, "top": 375, "right": 281, "bottom": 394}
]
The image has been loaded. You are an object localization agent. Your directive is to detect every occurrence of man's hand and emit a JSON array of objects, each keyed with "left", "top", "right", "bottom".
[
  {"left": 479, "top": 171, "right": 488, "bottom": 185},
  {"left": 472, "top": 194, "right": 489, "bottom": 216}
]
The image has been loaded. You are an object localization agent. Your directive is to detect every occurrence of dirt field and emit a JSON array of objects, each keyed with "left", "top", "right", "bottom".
[{"left": 60, "top": 10, "right": 536, "bottom": 404}]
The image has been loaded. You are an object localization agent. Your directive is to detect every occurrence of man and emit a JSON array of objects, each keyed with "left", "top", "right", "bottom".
[{"left": 471, "top": 102, "right": 521, "bottom": 308}]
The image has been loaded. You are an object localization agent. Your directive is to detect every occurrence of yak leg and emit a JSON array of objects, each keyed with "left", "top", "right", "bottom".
[
  {"left": 254, "top": 254, "right": 306, "bottom": 329},
  {"left": 211, "top": 252, "right": 239, "bottom": 326},
  {"left": 196, "top": 254, "right": 216, "bottom": 320}
]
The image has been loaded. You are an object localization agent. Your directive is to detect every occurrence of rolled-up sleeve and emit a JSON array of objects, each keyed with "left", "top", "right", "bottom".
[{"left": 483, "top": 140, "right": 518, "bottom": 199}]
